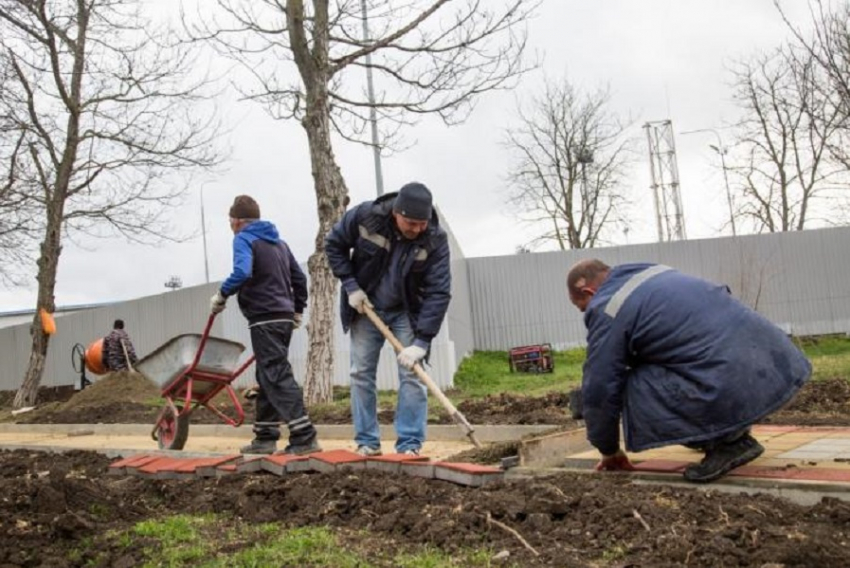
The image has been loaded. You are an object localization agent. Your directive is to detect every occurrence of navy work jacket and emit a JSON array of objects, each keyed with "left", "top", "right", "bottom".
[
  {"left": 581, "top": 263, "right": 811, "bottom": 455},
  {"left": 324, "top": 192, "right": 451, "bottom": 346}
]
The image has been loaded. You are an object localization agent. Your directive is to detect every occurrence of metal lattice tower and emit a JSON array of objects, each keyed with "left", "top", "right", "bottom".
[{"left": 644, "top": 120, "right": 686, "bottom": 241}]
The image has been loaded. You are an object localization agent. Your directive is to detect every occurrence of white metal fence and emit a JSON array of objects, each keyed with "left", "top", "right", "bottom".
[{"left": 3, "top": 225, "right": 850, "bottom": 392}]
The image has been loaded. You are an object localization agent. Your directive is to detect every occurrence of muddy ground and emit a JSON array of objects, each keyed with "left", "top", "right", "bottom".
[
  {"left": 1, "top": 449, "right": 849, "bottom": 567},
  {"left": 3, "top": 372, "right": 849, "bottom": 428},
  {"left": 0, "top": 372, "right": 584, "bottom": 427},
  {"left": 1, "top": 377, "right": 850, "bottom": 565}
]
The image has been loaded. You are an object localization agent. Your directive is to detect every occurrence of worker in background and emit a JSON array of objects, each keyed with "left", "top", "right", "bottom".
[
  {"left": 325, "top": 182, "right": 452, "bottom": 457},
  {"left": 210, "top": 194, "right": 320, "bottom": 456},
  {"left": 103, "top": 319, "right": 138, "bottom": 372},
  {"left": 566, "top": 259, "right": 812, "bottom": 483}
]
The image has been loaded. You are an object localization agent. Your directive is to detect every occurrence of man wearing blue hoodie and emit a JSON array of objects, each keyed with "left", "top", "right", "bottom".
[{"left": 210, "top": 195, "right": 319, "bottom": 456}]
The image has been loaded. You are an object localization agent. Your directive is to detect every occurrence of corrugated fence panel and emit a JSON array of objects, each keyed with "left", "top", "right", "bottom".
[
  {"left": 468, "top": 226, "right": 850, "bottom": 351},
  {"left": 443, "top": 218, "right": 475, "bottom": 362},
  {"left": 6, "top": 225, "right": 850, "bottom": 392}
]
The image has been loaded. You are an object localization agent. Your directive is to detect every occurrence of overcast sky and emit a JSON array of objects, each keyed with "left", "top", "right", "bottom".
[{"left": 0, "top": 0, "right": 818, "bottom": 312}]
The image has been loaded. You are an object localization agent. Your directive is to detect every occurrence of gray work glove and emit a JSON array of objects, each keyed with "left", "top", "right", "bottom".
[
  {"left": 293, "top": 313, "right": 303, "bottom": 329},
  {"left": 210, "top": 291, "right": 227, "bottom": 314},
  {"left": 398, "top": 345, "right": 427, "bottom": 370},
  {"left": 348, "top": 289, "right": 371, "bottom": 314}
]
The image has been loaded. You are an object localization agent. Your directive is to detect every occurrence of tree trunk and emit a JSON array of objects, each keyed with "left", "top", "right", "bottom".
[
  {"left": 301, "top": 93, "right": 349, "bottom": 405},
  {"left": 13, "top": 216, "right": 62, "bottom": 408}
]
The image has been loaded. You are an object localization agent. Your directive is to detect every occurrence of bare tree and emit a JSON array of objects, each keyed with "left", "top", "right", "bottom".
[
  {"left": 0, "top": 0, "right": 220, "bottom": 408},
  {"left": 503, "top": 76, "right": 635, "bottom": 250},
  {"left": 0, "top": 57, "right": 39, "bottom": 284},
  {"left": 728, "top": 44, "right": 848, "bottom": 233},
  {"left": 778, "top": 0, "right": 850, "bottom": 170},
  {"left": 186, "top": 0, "right": 537, "bottom": 403}
]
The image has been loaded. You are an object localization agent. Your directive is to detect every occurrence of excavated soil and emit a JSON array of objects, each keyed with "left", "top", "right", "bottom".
[
  {"left": 0, "top": 449, "right": 848, "bottom": 567},
  {"left": 2, "top": 373, "right": 849, "bottom": 428},
  {"left": 0, "top": 372, "right": 585, "bottom": 427},
  {"left": 2, "top": 378, "right": 850, "bottom": 564}
]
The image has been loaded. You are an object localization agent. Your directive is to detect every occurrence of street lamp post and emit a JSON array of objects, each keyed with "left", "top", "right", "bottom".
[
  {"left": 361, "top": 0, "right": 384, "bottom": 197},
  {"left": 681, "top": 128, "right": 737, "bottom": 236}
]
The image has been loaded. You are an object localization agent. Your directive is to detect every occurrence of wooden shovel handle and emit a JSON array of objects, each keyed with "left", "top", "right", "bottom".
[{"left": 361, "top": 304, "right": 482, "bottom": 447}]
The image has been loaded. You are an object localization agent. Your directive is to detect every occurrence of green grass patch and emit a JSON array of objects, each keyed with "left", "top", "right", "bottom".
[
  {"left": 799, "top": 335, "right": 850, "bottom": 381},
  {"left": 450, "top": 348, "right": 584, "bottom": 399},
  {"left": 316, "top": 334, "right": 850, "bottom": 414},
  {"left": 97, "top": 514, "right": 498, "bottom": 568}
]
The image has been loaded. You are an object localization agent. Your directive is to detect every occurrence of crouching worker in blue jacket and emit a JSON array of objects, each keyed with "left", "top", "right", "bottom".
[{"left": 566, "top": 259, "right": 811, "bottom": 483}]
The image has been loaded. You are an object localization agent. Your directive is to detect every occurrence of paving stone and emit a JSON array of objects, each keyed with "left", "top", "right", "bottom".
[
  {"left": 286, "top": 454, "right": 315, "bottom": 473},
  {"left": 137, "top": 457, "right": 190, "bottom": 480},
  {"left": 236, "top": 457, "right": 265, "bottom": 474},
  {"left": 729, "top": 464, "right": 850, "bottom": 482},
  {"left": 366, "top": 453, "right": 431, "bottom": 474},
  {"left": 752, "top": 425, "right": 799, "bottom": 434},
  {"left": 173, "top": 458, "right": 229, "bottom": 474},
  {"left": 632, "top": 459, "right": 689, "bottom": 473},
  {"left": 260, "top": 454, "right": 310, "bottom": 476},
  {"left": 215, "top": 464, "right": 239, "bottom": 477},
  {"left": 435, "top": 462, "right": 504, "bottom": 487},
  {"left": 309, "top": 449, "right": 367, "bottom": 473},
  {"left": 400, "top": 460, "right": 436, "bottom": 479},
  {"left": 108, "top": 453, "right": 154, "bottom": 475},
  {"left": 195, "top": 456, "right": 241, "bottom": 477},
  {"left": 118, "top": 455, "right": 164, "bottom": 476}
]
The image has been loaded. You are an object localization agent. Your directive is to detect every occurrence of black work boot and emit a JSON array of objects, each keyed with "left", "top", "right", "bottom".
[
  {"left": 278, "top": 435, "right": 322, "bottom": 456},
  {"left": 683, "top": 433, "right": 764, "bottom": 483},
  {"left": 240, "top": 439, "right": 277, "bottom": 455}
]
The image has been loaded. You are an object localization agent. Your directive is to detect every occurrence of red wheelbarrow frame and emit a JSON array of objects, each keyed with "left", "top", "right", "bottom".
[{"left": 151, "top": 314, "right": 255, "bottom": 450}]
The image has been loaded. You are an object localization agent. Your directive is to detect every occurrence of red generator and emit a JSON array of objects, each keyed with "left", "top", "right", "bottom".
[{"left": 508, "top": 343, "right": 554, "bottom": 373}]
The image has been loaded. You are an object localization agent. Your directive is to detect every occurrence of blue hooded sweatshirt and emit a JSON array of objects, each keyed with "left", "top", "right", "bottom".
[{"left": 220, "top": 220, "right": 308, "bottom": 325}]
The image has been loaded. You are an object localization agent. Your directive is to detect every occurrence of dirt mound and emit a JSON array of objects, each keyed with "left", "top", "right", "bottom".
[
  {"left": 3, "top": 376, "right": 850, "bottom": 429},
  {"left": 768, "top": 377, "right": 850, "bottom": 426},
  {"left": 1, "top": 372, "right": 242, "bottom": 425},
  {"left": 0, "top": 449, "right": 848, "bottom": 567},
  {"left": 456, "top": 391, "right": 576, "bottom": 425}
]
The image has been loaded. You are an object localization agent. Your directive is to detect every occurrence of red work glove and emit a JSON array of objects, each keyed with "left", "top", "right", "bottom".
[{"left": 595, "top": 449, "right": 635, "bottom": 472}]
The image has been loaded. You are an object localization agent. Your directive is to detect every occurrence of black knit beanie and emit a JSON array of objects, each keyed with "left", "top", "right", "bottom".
[
  {"left": 229, "top": 195, "right": 260, "bottom": 219},
  {"left": 393, "top": 183, "right": 432, "bottom": 220}
]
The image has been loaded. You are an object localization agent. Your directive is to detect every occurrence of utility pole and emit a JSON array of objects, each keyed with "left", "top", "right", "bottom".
[
  {"left": 681, "top": 128, "right": 737, "bottom": 236},
  {"left": 361, "top": 0, "right": 384, "bottom": 196}
]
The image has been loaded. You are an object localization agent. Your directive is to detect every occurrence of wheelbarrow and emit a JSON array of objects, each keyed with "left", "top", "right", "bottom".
[{"left": 136, "top": 314, "right": 255, "bottom": 450}]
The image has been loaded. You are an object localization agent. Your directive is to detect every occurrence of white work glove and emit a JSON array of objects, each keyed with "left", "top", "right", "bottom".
[
  {"left": 210, "top": 291, "right": 227, "bottom": 314},
  {"left": 398, "top": 345, "right": 427, "bottom": 370},
  {"left": 348, "top": 288, "right": 371, "bottom": 314},
  {"left": 293, "top": 313, "right": 303, "bottom": 329}
]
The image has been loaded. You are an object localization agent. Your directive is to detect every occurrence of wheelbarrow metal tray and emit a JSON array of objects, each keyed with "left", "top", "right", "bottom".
[{"left": 136, "top": 333, "right": 246, "bottom": 389}]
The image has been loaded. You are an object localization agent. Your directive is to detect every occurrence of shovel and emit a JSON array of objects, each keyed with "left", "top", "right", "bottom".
[{"left": 362, "top": 304, "right": 482, "bottom": 448}]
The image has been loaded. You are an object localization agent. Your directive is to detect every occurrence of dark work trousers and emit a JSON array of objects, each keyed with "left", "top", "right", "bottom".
[{"left": 249, "top": 320, "right": 316, "bottom": 446}]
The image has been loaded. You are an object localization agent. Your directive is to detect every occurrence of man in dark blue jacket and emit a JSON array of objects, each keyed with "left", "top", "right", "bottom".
[
  {"left": 210, "top": 195, "right": 319, "bottom": 456},
  {"left": 567, "top": 258, "right": 811, "bottom": 482},
  {"left": 325, "top": 182, "right": 451, "bottom": 456}
]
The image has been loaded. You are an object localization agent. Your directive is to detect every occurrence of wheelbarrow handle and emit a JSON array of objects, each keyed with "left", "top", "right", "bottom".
[
  {"left": 187, "top": 313, "right": 217, "bottom": 373},
  {"left": 362, "top": 304, "right": 482, "bottom": 448}
]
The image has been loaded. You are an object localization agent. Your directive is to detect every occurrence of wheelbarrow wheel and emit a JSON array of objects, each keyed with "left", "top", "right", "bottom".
[{"left": 156, "top": 405, "right": 190, "bottom": 450}]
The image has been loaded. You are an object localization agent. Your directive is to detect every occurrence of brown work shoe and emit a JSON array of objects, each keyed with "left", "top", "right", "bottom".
[{"left": 683, "top": 433, "right": 764, "bottom": 483}]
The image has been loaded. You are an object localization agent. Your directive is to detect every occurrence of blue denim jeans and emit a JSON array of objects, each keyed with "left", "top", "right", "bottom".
[{"left": 349, "top": 309, "right": 428, "bottom": 452}]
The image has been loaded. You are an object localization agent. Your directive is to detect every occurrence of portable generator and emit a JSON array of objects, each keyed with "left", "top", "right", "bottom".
[{"left": 508, "top": 343, "right": 554, "bottom": 373}]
